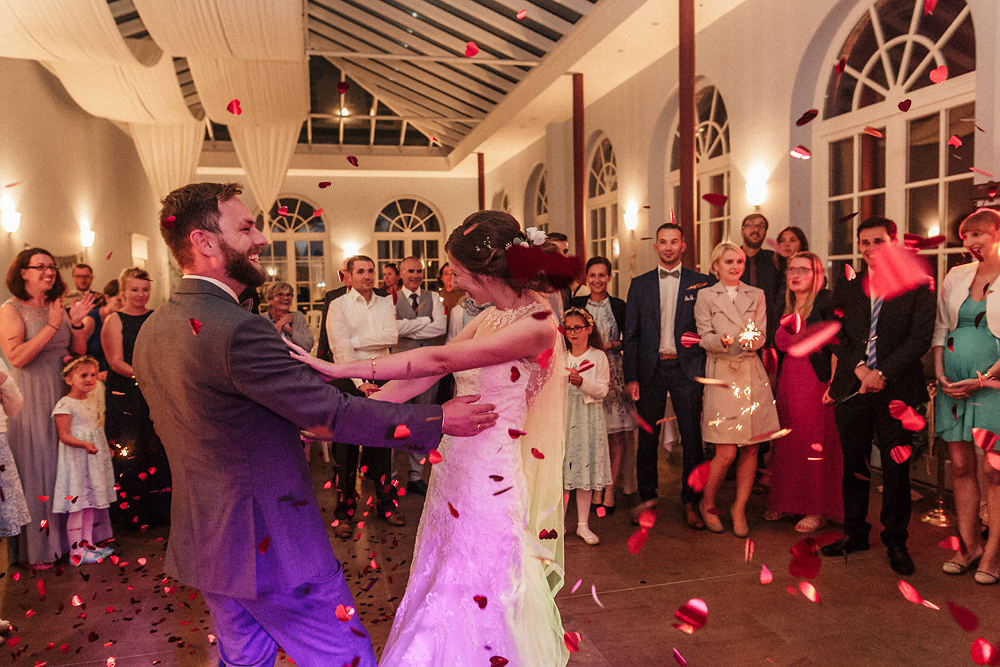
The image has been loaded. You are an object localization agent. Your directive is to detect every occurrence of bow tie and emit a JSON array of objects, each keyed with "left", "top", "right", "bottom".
[{"left": 659, "top": 268, "right": 680, "bottom": 280}]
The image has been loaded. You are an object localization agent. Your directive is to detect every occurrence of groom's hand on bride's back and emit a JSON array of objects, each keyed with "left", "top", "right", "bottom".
[{"left": 442, "top": 394, "right": 498, "bottom": 437}]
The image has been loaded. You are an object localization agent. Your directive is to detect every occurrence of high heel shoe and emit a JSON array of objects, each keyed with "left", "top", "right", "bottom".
[{"left": 700, "top": 500, "right": 724, "bottom": 533}]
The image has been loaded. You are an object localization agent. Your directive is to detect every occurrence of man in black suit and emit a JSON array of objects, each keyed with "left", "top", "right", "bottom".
[
  {"left": 740, "top": 213, "right": 780, "bottom": 307},
  {"left": 821, "top": 216, "right": 935, "bottom": 575},
  {"left": 624, "top": 223, "right": 710, "bottom": 529}
]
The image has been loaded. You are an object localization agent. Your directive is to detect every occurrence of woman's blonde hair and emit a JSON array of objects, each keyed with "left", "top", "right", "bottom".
[
  {"left": 959, "top": 207, "right": 1000, "bottom": 237},
  {"left": 709, "top": 242, "right": 745, "bottom": 279},
  {"left": 783, "top": 251, "right": 825, "bottom": 320},
  {"left": 118, "top": 267, "right": 152, "bottom": 294}
]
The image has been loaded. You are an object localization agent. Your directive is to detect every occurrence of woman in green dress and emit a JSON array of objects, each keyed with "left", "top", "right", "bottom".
[{"left": 934, "top": 208, "right": 1000, "bottom": 584}]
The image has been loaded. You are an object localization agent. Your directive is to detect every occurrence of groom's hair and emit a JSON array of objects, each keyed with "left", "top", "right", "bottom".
[{"left": 160, "top": 182, "right": 243, "bottom": 268}]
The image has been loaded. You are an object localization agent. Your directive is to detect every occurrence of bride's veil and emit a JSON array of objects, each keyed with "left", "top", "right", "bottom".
[{"left": 521, "top": 302, "right": 568, "bottom": 596}]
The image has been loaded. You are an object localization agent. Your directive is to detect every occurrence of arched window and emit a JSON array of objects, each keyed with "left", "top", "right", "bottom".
[
  {"left": 255, "top": 197, "right": 328, "bottom": 313},
  {"left": 374, "top": 198, "right": 444, "bottom": 291},
  {"left": 535, "top": 170, "right": 549, "bottom": 232},
  {"left": 491, "top": 189, "right": 512, "bottom": 215},
  {"left": 669, "top": 85, "right": 731, "bottom": 272},
  {"left": 587, "top": 137, "right": 620, "bottom": 295},
  {"left": 816, "top": 0, "right": 976, "bottom": 289}
]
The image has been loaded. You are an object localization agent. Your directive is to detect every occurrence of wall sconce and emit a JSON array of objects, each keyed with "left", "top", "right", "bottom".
[
  {"left": 342, "top": 241, "right": 360, "bottom": 257},
  {"left": 623, "top": 203, "right": 639, "bottom": 231},
  {"left": 1, "top": 200, "right": 20, "bottom": 233},
  {"left": 81, "top": 229, "right": 95, "bottom": 248},
  {"left": 745, "top": 180, "right": 768, "bottom": 208}
]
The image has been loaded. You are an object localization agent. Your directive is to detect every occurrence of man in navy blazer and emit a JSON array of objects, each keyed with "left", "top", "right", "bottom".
[
  {"left": 624, "top": 223, "right": 710, "bottom": 529},
  {"left": 133, "top": 183, "right": 496, "bottom": 667}
]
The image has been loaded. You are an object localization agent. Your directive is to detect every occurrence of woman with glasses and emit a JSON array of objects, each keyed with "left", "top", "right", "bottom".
[
  {"left": 766, "top": 252, "right": 843, "bottom": 533},
  {"left": 263, "top": 281, "right": 314, "bottom": 352},
  {"left": 0, "top": 248, "right": 103, "bottom": 568}
]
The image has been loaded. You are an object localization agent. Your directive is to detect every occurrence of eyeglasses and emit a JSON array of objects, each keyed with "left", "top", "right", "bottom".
[
  {"left": 743, "top": 222, "right": 767, "bottom": 230},
  {"left": 273, "top": 292, "right": 293, "bottom": 298},
  {"left": 26, "top": 265, "right": 57, "bottom": 272},
  {"left": 564, "top": 325, "right": 588, "bottom": 333},
  {"left": 787, "top": 267, "right": 814, "bottom": 276}
]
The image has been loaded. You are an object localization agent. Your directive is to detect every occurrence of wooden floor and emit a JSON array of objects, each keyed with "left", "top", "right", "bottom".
[{"left": 2, "top": 447, "right": 997, "bottom": 666}]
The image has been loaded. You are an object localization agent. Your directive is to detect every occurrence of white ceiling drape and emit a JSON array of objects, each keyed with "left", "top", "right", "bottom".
[
  {"left": 229, "top": 122, "right": 301, "bottom": 221},
  {"left": 130, "top": 123, "right": 206, "bottom": 202}
]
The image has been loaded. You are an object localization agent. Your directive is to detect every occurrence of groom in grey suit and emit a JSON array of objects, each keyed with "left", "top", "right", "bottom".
[{"left": 133, "top": 182, "right": 496, "bottom": 667}]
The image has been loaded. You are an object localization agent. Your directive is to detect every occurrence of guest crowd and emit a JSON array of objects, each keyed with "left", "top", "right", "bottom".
[{"left": 2, "top": 206, "right": 999, "bottom": 634}]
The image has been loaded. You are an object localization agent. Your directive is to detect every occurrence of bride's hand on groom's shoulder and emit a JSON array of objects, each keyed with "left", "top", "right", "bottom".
[{"left": 441, "top": 394, "right": 498, "bottom": 437}]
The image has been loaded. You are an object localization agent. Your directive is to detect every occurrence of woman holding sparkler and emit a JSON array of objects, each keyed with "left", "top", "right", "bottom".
[{"left": 695, "top": 242, "right": 781, "bottom": 536}]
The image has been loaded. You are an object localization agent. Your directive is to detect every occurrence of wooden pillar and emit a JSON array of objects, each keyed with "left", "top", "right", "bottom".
[
  {"left": 477, "top": 152, "right": 485, "bottom": 211},
  {"left": 678, "top": 0, "right": 696, "bottom": 267},
  {"left": 572, "top": 72, "right": 585, "bottom": 257}
]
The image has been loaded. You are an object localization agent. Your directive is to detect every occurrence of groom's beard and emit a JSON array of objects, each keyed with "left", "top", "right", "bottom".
[{"left": 221, "top": 238, "right": 267, "bottom": 289}]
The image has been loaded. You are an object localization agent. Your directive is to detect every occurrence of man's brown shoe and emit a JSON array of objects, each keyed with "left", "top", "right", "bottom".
[
  {"left": 384, "top": 511, "right": 406, "bottom": 527},
  {"left": 334, "top": 521, "right": 353, "bottom": 539},
  {"left": 684, "top": 502, "right": 706, "bottom": 530}
]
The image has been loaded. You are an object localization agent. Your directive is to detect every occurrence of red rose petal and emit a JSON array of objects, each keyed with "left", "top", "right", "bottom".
[
  {"left": 633, "top": 410, "right": 653, "bottom": 433},
  {"left": 4, "top": 181, "right": 21, "bottom": 188},
  {"left": 448, "top": 502, "right": 459, "bottom": 518},
  {"left": 106, "top": 252, "right": 113, "bottom": 260},
  {"left": 490, "top": 657, "right": 509, "bottom": 667},
  {"left": 337, "top": 81, "right": 349, "bottom": 94},
  {"left": 973, "top": 427, "right": 998, "bottom": 451},
  {"left": 890, "top": 445, "right": 912, "bottom": 463},
  {"left": 845, "top": 263, "right": 857, "bottom": 281},
  {"left": 863, "top": 126, "right": 884, "bottom": 138},
  {"left": 974, "top": 310, "right": 986, "bottom": 329},
  {"left": 162, "top": 215, "right": 175, "bottom": 230},
  {"left": 790, "top": 145, "right": 812, "bottom": 159},
  {"left": 835, "top": 57, "right": 846, "bottom": 74},
  {"left": 947, "top": 336, "right": 954, "bottom": 352},
  {"left": 898, "top": 99, "right": 912, "bottom": 112},
  {"left": 226, "top": 99, "right": 242, "bottom": 115},
  {"left": 510, "top": 366, "right": 521, "bottom": 382},
  {"left": 686, "top": 461, "right": 711, "bottom": 492},
  {"left": 347, "top": 156, "right": 359, "bottom": 167},
  {"left": 596, "top": 506, "right": 606, "bottom": 517},
  {"left": 319, "top": 181, "right": 331, "bottom": 188},
  {"left": 313, "top": 208, "right": 324, "bottom": 216},
  {"left": 529, "top": 446, "right": 543, "bottom": 458},
  {"left": 762, "top": 347, "right": 778, "bottom": 375},
  {"left": 745, "top": 538, "right": 755, "bottom": 563},
  {"left": 509, "top": 429, "right": 527, "bottom": 439},
  {"left": 929, "top": 65, "right": 948, "bottom": 84},
  {"left": 189, "top": 319, "right": 201, "bottom": 334},
  {"left": 335, "top": 604, "right": 355, "bottom": 622},
  {"left": 789, "top": 554, "right": 821, "bottom": 579},
  {"left": 563, "top": 631, "right": 581, "bottom": 652},
  {"left": 939, "top": 536, "right": 961, "bottom": 551},
  {"left": 899, "top": 579, "right": 923, "bottom": 604},
  {"left": 702, "top": 193, "right": 727, "bottom": 207},
  {"left": 464, "top": 41, "right": 479, "bottom": 57},
  {"left": 516, "top": 9, "right": 527, "bottom": 20},
  {"left": 988, "top": 186, "right": 999, "bottom": 199},
  {"left": 276, "top": 205, "right": 289, "bottom": 216},
  {"left": 795, "top": 109, "right": 818, "bottom": 126},
  {"left": 393, "top": 424, "right": 411, "bottom": 439},
  {"left": 427, "top": 449, "right": 442, "bottom": 464},
  {"left": 474, "top": 595, "right": 488, "bottom": 609},
  {"left": 779, "top": 313, "right": 802, "bottom": 334},
  {"left": 924, "top": 0, "right": 937, "bottom": 14},
  {"left": 948, "top": 134, "right": 963, "bottom": 148},
  {"left": 971, "top": 637, "right": 996, "bottom": 665},
  {"left": 948, "top": 601, "right": 979, "bottom": 632},
  {"left": 680, "top": 331, "right": 701, "bottom": 348},
  {"left": 799, "top": 581, "right": 821, "bottom": 603},
  {"left": 257, "top": 536, "right": 270, "bottom": 554},
  {"left": 674, "top": 598, "right": 707, "bottom": 630},
  {"left": 971, "top": 167, "right": 995, "bottom": 178},
  {"left": 536, "top": 348, "right": 554, "bottom": 368},
  {"left": 36, "top": 495, "right": 49, "bottom": 502}
]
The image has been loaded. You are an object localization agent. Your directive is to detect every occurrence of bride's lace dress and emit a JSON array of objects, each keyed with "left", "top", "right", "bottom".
[{"left": 380, "top": 303, "right": 568, "bottom": 667}]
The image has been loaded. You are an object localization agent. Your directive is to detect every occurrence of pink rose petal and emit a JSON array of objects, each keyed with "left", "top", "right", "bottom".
[
  {"left": 628, "top": 527, "right": 648, "bottom": 554},
  {"left": 890, "top": 445, "right": 912, "bottom": 463},
  {"left": 971, "top": 637, "right": 996, "bottom": 665},
  {"left": 277, "top": 205, "right": 288, "bottom": 216},
  {"left": 787, "top": 322, "right": 841, "bottom": 358},
  {"left": 226, "top": 99, "right": 242, "bottom": 116},
  {"left": 929, "top": 65, "right": 948, "bottom": 84},
  {"left": 799, "top": 581, "right": 820, "bottom": 603},
  {"left": 687, "top": 461, "right": 711, "bottom": 492},
  {"left": 516, "top": 9, "right": 527, "bottom": 19},
  {"left": 680, "top": 331, "right": 701, "bottom": 348},
  {"left": 972, "top": 427, "right": 998, "bottom": 451},
  {"left": 745, "top": 538, "right": 754, "bottom": 563},
  {"left": 464, "top": 41, "right": 479, "bottom": 58},
  {"left": 866, "top": 242, "right": 933, "bottom": 299},
  {"left": 673, "top": 648, "right": 687, "bottom": 666},
  {"left": 898, "top": 580, "right": 923, "bottom": 604},
  {"left": 971, "top": 167, "right": 995, "bottom": 178},
  {"left": 760, "top": 564, "right": 773, "bottom": 585},
  {"left": 780, "top": 312, "right": 802, "bottom": 334},
  {"left": 948, "top": 135, "right": 963, "bottom": 148},
  {"left": 939, "top": 536, "right": 961, "bottom": 551},
  {"left": 674, "top": 598, "right": 707, "bottom": 630},
  {"left": 790, "top": 145, "right": 812, "bottom": 160}
]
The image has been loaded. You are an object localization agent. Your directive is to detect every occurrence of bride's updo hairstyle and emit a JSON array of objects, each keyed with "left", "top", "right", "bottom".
[{"left": 446, "top": 210, "right": 568, "bottom": 294}]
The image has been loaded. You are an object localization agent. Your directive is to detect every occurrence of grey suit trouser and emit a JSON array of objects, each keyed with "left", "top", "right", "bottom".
[{"left": 203, "top": 564, "right": 376, "bottom": 667}]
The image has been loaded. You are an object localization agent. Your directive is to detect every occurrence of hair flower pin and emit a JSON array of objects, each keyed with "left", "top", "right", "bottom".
[{"left": 525, "top": 227, "right": 547, "bottom": 246}]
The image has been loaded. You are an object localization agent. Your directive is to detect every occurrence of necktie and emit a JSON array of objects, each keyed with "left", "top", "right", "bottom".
[
  {"left": 410, "top": 292, "right": 420, "bottom": 314},
  {"left": 867, "top": 296, "right": 883, "bottom": 368},
  {"left": 659, "top": 268, "right": 680, "bottom": 280}
]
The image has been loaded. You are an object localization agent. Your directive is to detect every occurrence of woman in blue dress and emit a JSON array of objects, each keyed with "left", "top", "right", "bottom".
[{"left": 934, "top": 208, "right": 1000, "bottom": 584}]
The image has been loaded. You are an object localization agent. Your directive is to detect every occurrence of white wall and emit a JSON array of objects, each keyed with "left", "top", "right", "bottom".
[{"left": 0, "top": 58, "right": 168, "bottom": 306}]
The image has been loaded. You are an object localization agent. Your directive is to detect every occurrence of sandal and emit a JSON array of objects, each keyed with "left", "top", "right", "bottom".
[
  {"left": 794, "top": 515, "right": 826, "bottom": 533},
  {"left": 764, "top": 509, "right": 787, "bottom": 521}
]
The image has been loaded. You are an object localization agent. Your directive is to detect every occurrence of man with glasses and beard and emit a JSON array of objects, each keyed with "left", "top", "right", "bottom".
[
  {"left": 740, "top": 213, "right": 781, "bottom": 310},
  {"left": 132, "top": 182, "right": 497, "bottom": 667}
]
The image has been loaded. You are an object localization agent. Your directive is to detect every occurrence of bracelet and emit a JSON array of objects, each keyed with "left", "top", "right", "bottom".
[
  {"left": 70, "top": 322, "right": 84, "bottom": 330},
  {"left": 371, "top": 357, "right": 376, "bottom": 383},
  {"left": 45, "top": 323, "right": 59, "bottom": 331}
]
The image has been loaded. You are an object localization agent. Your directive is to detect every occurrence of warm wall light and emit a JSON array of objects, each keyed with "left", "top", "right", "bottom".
[
  {"left": 1, "top": 197, "right": 20, "bottom": 233},
  {"left": 623, "top": 203, "right": 639, "bottom": 231},
  {"left": 745, "top": 163, "right": 770, "bottom": 208},
  {"left": 81, "top": 229, "right": 95, "bottom": 247},
  {"left": 343, "top": 241, "right": 360, "bottom": 257}
]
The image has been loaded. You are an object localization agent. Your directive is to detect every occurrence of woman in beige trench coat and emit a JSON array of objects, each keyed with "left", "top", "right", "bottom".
[{"left": 696, "top": 242, "right": 781, "bottom": 537}]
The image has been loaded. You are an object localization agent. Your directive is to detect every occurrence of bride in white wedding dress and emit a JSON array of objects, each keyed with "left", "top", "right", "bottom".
[{"left": 290, "top": 211, "right": 570, "bottom": 667}]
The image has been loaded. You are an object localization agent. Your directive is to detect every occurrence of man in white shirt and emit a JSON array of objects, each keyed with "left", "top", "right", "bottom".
[
  {"left": 326, "top": 255, "right": 406, "bottom": 537},
  {"left": 394, "top": 256, "right": 447, "bottom": 495}
]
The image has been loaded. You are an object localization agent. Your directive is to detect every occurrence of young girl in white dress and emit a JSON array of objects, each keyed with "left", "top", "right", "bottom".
[
  {"left": 562, "top": 308, "right": 610, "bottom": 545},
  {"left": 51, "top": 356, "right": 115, "bottom": 565},
  {"left": 290, "top": 211, "right": 570, "bottom": 667}
]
